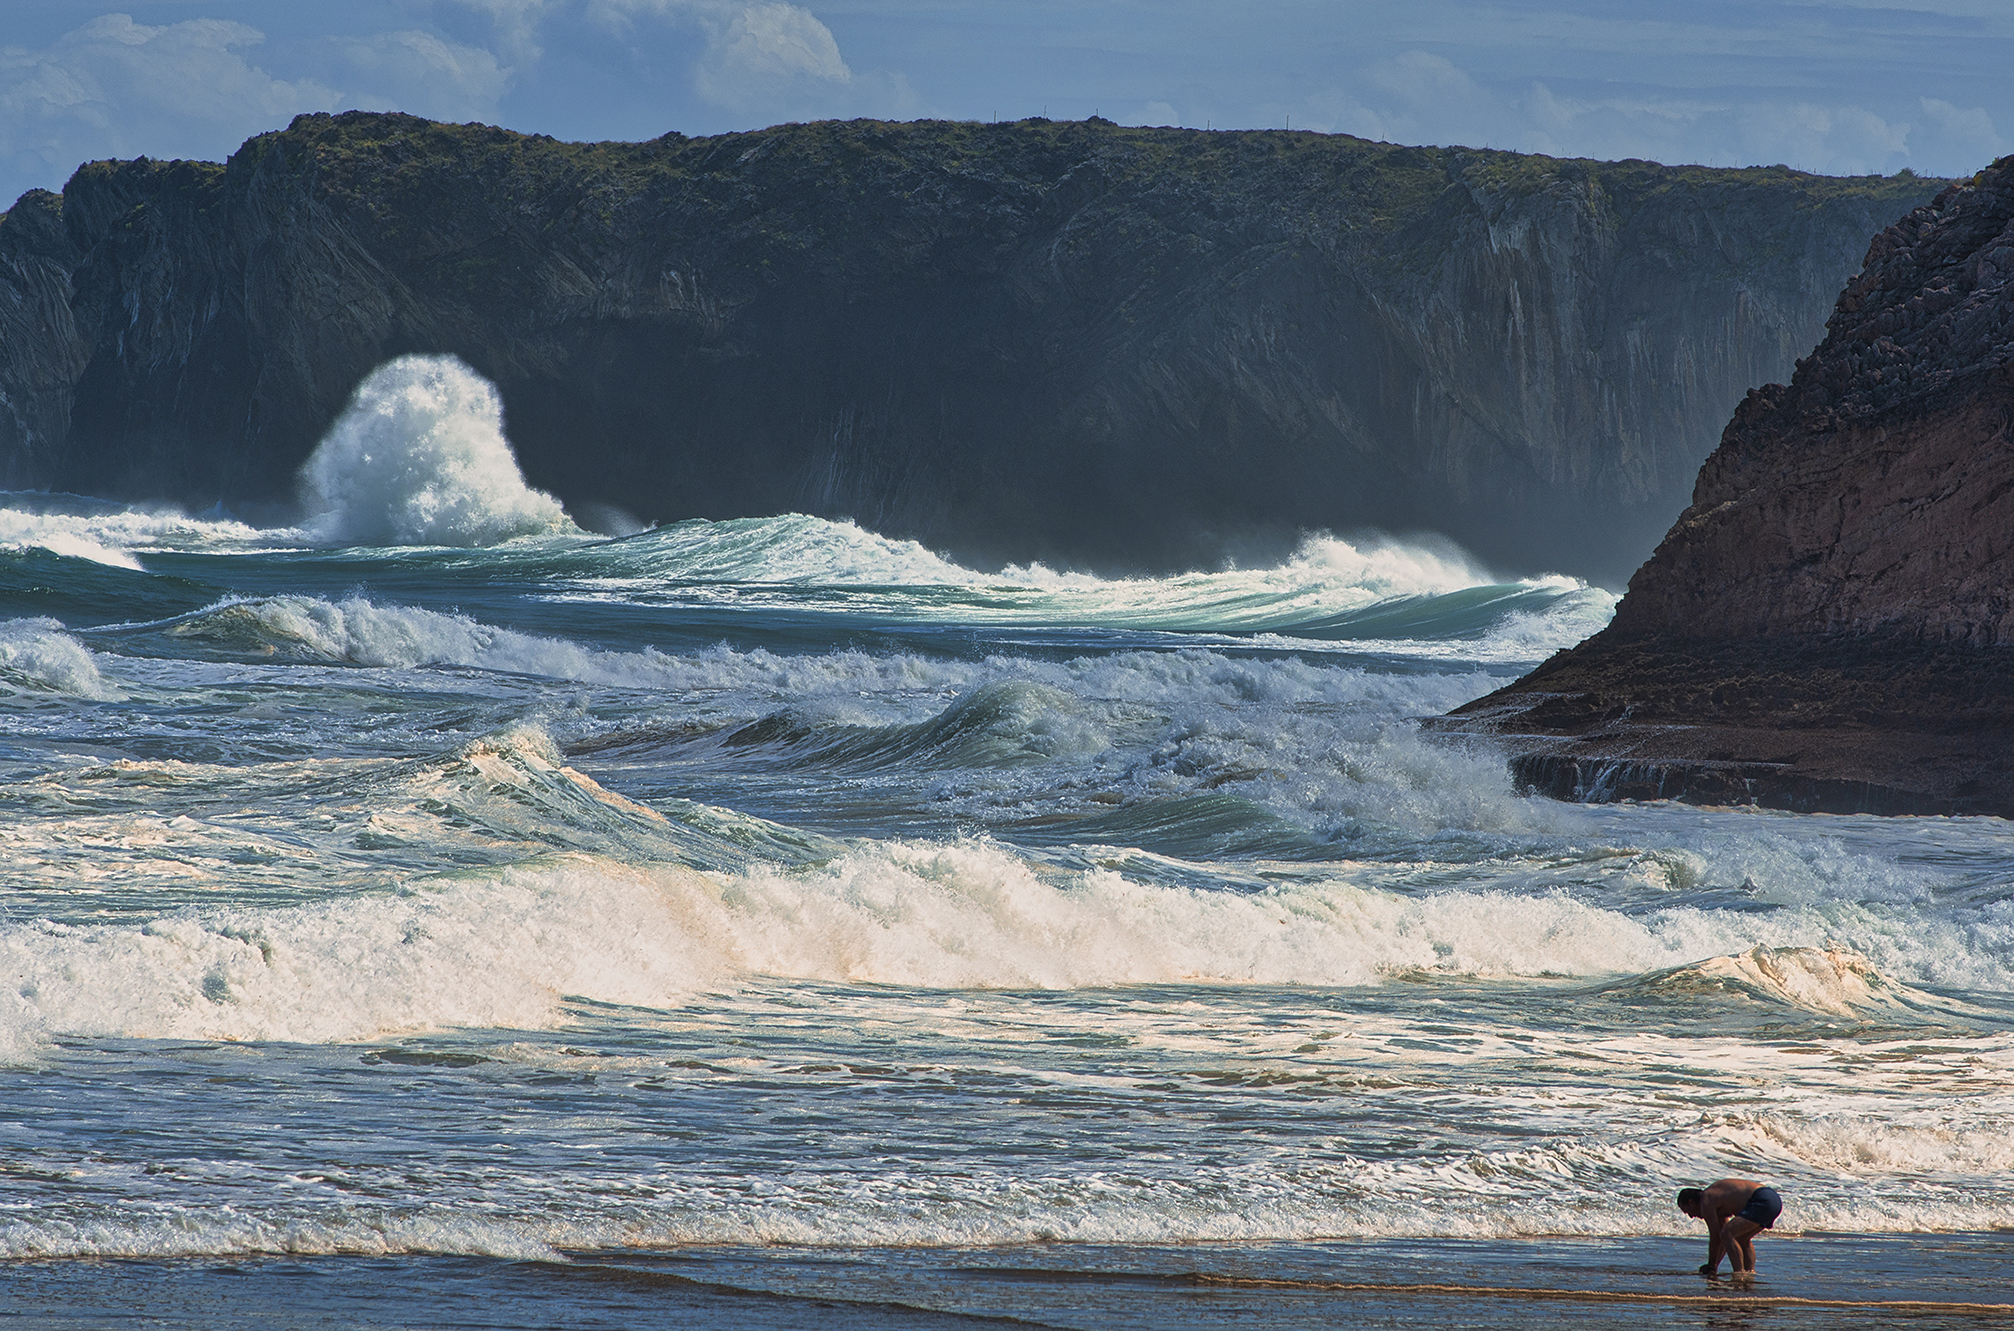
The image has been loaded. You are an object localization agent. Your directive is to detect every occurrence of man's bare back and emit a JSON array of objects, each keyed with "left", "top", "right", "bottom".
[{"left": 1677, "top": 1177, "right": 1783, "bottom": 1275}]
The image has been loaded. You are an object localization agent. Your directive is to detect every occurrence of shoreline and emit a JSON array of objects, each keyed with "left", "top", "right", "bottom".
[{"left": 9, "top": 1235, "right": 2013, "bottom": 1328}]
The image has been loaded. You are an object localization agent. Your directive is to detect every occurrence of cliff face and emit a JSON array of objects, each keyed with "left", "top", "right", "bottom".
[
  {"left": 0, "top": 112, "right": 1936, "bottom": 579},
  {"left": 1442, "top": 157, "right": 2014, "bottom": 814}
]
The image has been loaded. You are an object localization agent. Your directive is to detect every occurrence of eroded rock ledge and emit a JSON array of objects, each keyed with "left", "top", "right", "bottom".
[{"left": 1439, "top": 156, "right": 2014, "bottom": 815}]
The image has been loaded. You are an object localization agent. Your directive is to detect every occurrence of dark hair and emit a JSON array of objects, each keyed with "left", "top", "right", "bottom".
[{"left": 1677, "top": 1188, "right": 1704, "bottom": 1212}]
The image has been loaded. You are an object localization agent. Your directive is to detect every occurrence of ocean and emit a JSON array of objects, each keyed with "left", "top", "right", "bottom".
[{"left": 1, "top": 357, "right": 2009, "bottom": 1328}]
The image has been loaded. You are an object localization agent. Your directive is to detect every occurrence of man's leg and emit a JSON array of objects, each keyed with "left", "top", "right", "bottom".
[{"left": 1724, "top": 1217, "right": 1762, "bottom": 1272}]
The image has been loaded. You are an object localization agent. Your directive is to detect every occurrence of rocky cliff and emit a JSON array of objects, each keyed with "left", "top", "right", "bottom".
[
  {"left": 0, "top": 112, "right": 1937, "bottom": 579},
  {"left": 1440, "top": 157, "right": 2014, "bottom": 814}
]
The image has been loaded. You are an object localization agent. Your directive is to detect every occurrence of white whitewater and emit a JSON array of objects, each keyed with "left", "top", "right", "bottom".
[{"left": 297, "top": 354, "right": 571, "bottom": 547}]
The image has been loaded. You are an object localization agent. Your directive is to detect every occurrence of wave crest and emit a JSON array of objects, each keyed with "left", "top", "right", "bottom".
[
  {"left": 0, "top": 617, "right": 123, "bottom": 700},
  {"left": 15, "top": 829, "right": 2007, "bottom": 1055},
  {"left": 558, "top": 516, "right": 1616, "bottom": 654},
  {"left": 1612, "top": 945, "right": 1946, "bottom": 1017}
]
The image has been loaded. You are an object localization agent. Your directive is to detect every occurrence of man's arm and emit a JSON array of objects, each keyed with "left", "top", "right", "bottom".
[{"left": 1699, "top": 1216, "right": 1727, "bottom": 1274}]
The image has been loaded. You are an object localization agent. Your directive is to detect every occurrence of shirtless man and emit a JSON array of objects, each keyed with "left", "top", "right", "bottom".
[{"left": 1677, "top": 1178, "right": 1783, "bottom": 1275}]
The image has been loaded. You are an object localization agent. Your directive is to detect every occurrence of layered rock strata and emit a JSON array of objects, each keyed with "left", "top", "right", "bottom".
[
  {"left": 1441, "top": 157, "right": 2014, "bottom": 815},
  {"left": 0, "top": 113, "right": 1936, "bottom": 580}
]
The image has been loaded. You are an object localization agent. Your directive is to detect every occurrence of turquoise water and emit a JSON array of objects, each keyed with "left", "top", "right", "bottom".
[{"left": 0, "top": 358, "right": 2010, "bottom": 1326}]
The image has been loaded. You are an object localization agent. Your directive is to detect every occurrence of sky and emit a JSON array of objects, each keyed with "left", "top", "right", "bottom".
[{"left": 3, "top": 1, "right": 2011, "bottom": 209}]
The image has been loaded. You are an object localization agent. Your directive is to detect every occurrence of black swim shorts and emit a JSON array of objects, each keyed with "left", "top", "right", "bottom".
[{"left": 1737, "top": 1186, "right": 1783, "bottom": 1229}]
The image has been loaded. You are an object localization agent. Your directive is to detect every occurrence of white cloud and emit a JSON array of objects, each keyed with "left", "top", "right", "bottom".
[
  {"left": 1140, "top": 101, "right": 1179, "bottom": 127},
  {"left": 1919, "top": 97, "right": 2010, "bottom": 171},
  {"left": 1520, "top": 85, "right": 1931, "bottom": 176},
  {"left": 329, "top": 30, "right": 510, "bottom": 122},
  {"left": 585, "top": 0, "right": 910, "bottom": 120},
  {"left": 1297, "top": 87, "right": 1389, "bottom": 142},
  {"left": 0, "top": 14, "right": 526, "bottom": 205},
  {"left": 1285, "top": 49, "right": 1997, "bottom": 177},
  {"left": 445, "top": 0, "right": 559, "bottom": 66},
  {"left": 0, "top": 14, "right": 340, "bottom": 192},
  {"left": 1297, "top": 51, "right": 1506, "bottom": 150},
  {"left": 1737, "top": 101, "right": 1910, "bottom": 175},
  {"left": 694, "top": 2, "right": 851, "bottom": 110},
  {"left": 707, "top": 3, "right": 849, "bottom": 84},
  {"left": 1367, "top": 50, "right": 1490, "bottom": 120}
]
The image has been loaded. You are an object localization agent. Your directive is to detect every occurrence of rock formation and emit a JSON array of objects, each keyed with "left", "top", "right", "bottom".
[
  {"left": 1440, "top": 156, "right": 2014, "bottom": 815},
  {"left": 0, "top": 112, "right": 1935, "bottom": 580}
]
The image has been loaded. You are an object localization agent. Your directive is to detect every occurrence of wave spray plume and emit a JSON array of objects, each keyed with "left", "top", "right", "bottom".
[{"left": 297, "top": 355, "right": 570, "bottom": 547}]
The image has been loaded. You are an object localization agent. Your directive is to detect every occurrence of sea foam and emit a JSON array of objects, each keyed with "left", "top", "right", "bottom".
[
  {"left": 0, "top": 618, "right": 124, "bottom": 700},
  {"left": 0, "top": 857, "right": 733, "bottom": 1052},
  {"left": 297, "top": 355, "right": 571, "bottom": 547},
  {"left": 149, "top": 593, "right": 1508, "bottom": 714},
  {"left": 573, "top": 514, "right": 1614, "bottom": 650},
  {"left": 7, "top": 833, "right": 2006, "bottom": 1055},
  {"left": 1646, "top": 945, "right": 1919, "bottom": 1016},
  {"left": 147, "top": 596, "right": 1546, "bottom": 835},
  {"left": 0, "top": 499, "right": 267, "bottom": 567},
  {"left": 6, "top": 1162, "right": 2014, "bottom": 1260},
  {"left": 162, "top": 595, "right": 651, "bottom": 678},
  {"left": 612, "top": 513, "right": 1497, "bottom": 598}
]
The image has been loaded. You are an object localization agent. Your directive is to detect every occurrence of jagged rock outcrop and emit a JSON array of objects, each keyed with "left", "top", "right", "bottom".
[
  {"left": 1440, "top": 157, "right": 2014, "bottom": 815},
  {"left": 0, "top": 112, "right": 1937, "bottom": 578}
]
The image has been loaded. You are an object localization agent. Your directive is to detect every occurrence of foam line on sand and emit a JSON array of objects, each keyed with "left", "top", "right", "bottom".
[{"left": 1192, "top": 1275, "right": 2014, "bottom": 1315}]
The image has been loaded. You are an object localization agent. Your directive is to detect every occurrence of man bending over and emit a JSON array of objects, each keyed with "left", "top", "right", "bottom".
[{"left": 1678, "top": 1178, "right": 1782, "bottom": 1275}]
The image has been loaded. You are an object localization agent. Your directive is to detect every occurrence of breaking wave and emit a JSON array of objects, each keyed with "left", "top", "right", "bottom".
[
  {"left": 1619, "top": 945, "right": 1946, "bottom": 1017},
  {"left": 7, "top": 818, "right": 2009, "bottom": 1055},
  {"left": 0, "top": 617, "right": 123, "bottom": 700},
  {"left": 554, "top": 515, "right": 1617, "bottom": 654},
  {"left": 141, "top": 593, "right": 1514, "bottom": 706},
  {"left": 154, "top": 595, "right": 669, "bottom": 679},
  {"left": 0, "top": 493, "right": 1612, "bottom": 661},
  {"left": 0, "top": 495, "right": 266, "bottom": 569}
]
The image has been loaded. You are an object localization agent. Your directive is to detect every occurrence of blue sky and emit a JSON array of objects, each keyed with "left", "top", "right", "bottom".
[{"left": 4, "top": 1, "right": 2010, "bottom": 207}]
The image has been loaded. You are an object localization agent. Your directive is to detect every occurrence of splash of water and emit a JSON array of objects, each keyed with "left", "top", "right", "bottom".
[{"left": 297, "top": 355, "right": 570, "bottom": 548}]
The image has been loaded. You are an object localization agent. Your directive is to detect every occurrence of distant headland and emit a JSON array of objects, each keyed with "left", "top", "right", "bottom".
[{"left": 0, "top": 112, "right": 1938, "bottom": 582}]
